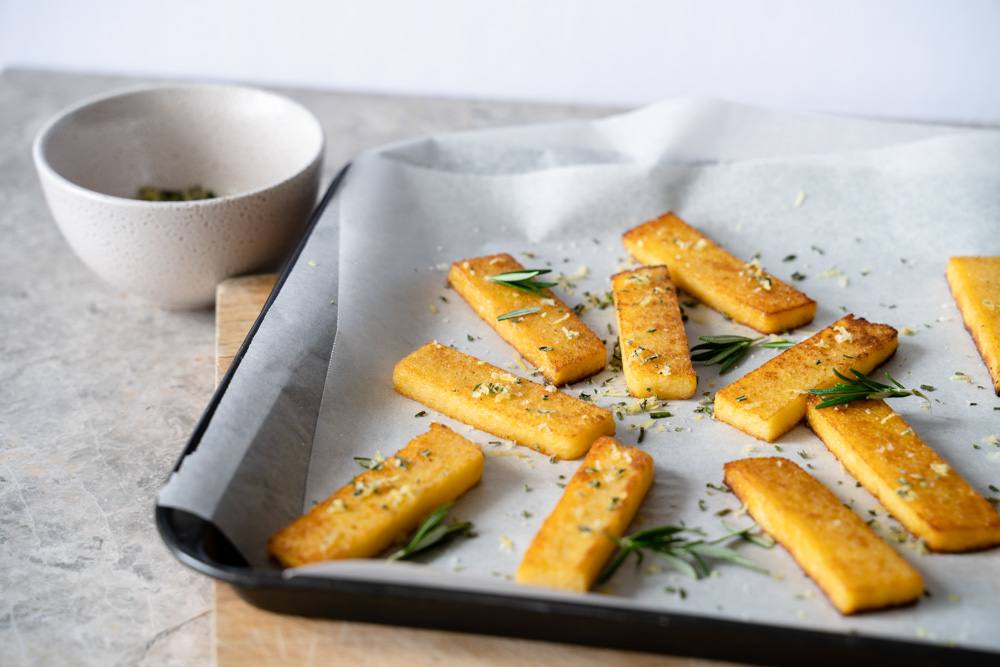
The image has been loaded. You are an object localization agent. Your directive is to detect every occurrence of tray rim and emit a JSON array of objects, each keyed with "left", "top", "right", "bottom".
[{"left": 155, "top": 163, "right": 994, "bottom": 667}]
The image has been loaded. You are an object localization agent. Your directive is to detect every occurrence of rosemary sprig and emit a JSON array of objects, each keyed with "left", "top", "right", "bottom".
[
  {"left": 497, "top": 306, "right": 540, "bottom": 321},
  {"left": 690, "top": 335, "right": 794, "bottom": 374},
  {"left": 487, "top": 269, "right": 557, "bottom": 296},
  {"left": 808, "top": 368, "right": 928, "bottom": 409},
  {"left": 595, "top": 524, "right": 768, "bottom": 586},
  {"left": 387, "top": 501, "right": 473, "bottom": 561}
]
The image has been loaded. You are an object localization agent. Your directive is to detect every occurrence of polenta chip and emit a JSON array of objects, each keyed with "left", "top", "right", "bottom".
[
  {"left": 611, "top": 266, "right": 697, "bottom": 399},
  {"left": 715, "top": 315, "right": 897, "bottom": 442},
  {"left": 806, "top": 397, "right": 1000, "bottom": 552},
  {"left": 516, "top": 437, "right": 654, "bottom": 592},
  {"left": 623, "top": 212, "right": 816, "bottom": 333},
  {"left": 449, "top": 254, "right": 606, "bottom": 385},
  {"left": 947, "top": 256, "right": 1000, "bottom": 395},
  {"left": 724, "top": 457, "right": 923, "bottom": 614},
  {"left": 268, "top": 423, "right": 483, "bottom": 568},
  {"left": 393, "top": 342, "right": 614, "bottom": 459}
]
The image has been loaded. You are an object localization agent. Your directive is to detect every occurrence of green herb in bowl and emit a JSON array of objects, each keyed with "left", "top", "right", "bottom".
[{"left": 137, "top": 185, "right": 216, "bottom": 202}]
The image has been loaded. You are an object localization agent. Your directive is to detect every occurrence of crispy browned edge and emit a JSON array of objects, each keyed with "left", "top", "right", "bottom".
[
  {"left": 803, "top": 395, "right": 1000, "bottom": 552},
  {"left": 722, "top": 458, "right": 920, "bottom": 615},
  {"left": 947, "top": 267, "right": 1000, "bottom": 396},
  {"left": 609, "top": 263, "right": 670, "bottom": 283}
]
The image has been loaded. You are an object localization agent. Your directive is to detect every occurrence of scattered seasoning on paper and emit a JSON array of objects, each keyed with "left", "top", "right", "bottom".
[
  {"left": 691, "top": 336, "right": 793, "bottom": 374},
  {"left": 820, "top": 267, "right": 848, "bottom": 288}
]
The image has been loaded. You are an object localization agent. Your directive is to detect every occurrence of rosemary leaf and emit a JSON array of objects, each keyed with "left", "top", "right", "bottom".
[
  {"left": 741, "top": 530, "right": 776, "bottom": 549},
  {"left": 497, "top": 306, "right": 541, "bottom": 322},
  {"left": 720, "top": 519, "right": 776, "bottom": 548},
  {"left": 387, "top": 501, "right": 473, "bottom": 561}
]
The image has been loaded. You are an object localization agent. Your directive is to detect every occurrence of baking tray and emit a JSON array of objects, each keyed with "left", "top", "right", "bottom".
[{"left": 156, "top": 164, "right": 994, "bottom": 667}]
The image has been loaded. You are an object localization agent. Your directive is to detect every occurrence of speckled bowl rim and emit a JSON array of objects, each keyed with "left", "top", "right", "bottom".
[{"left": 32, "top": 82, "right": 326, "bottom": 208}]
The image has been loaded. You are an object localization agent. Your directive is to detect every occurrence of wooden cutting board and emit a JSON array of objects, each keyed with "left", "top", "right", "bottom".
[{"left": 213, "top": 273, "right": 734, "bottom": 667}]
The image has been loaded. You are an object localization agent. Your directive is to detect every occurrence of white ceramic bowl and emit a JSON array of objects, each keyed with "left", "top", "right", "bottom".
[{"left": 33, "top": 84, "right": 324, "bottom": 308}]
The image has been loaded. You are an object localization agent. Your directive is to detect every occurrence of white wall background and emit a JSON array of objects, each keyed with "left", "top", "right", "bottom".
[{"left": 2, "top": 0, "right": 998, "bottom": 124}]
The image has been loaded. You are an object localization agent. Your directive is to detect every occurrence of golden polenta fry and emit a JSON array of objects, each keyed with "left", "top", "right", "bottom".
[
  {"left": 393, "top": 342, "right": 614, "bottom": 459},
  {"left": 449, "top": 254, "right": 606, "bottom": 385},
  {"left": 715, "top": 315, "right": 897, "bottom": 442},
  {"left": 516, "top": 437, "right": 654, "bottom": 592},
  {"left": 622, "top": 212, "right": 816, "bottom": 333},
  {"left": 724, "top": 457, "right": 923, "bottom": 614},
  {"left": 946, "top": 256, "right": 1000, "bottom": 395},
  {"left": 268, "top": 423, "right": 483, "bottom": 568},
  {"left": 611, "top": 266, "right": 696, "bottom": 399},
  {"left": 806, "top": 397, "right": 1000, "bottom": 552}
]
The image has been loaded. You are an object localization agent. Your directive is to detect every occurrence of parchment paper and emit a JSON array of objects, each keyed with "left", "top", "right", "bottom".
[{"left": 160, "top": 98, "right": 1000, "bottom": 651}]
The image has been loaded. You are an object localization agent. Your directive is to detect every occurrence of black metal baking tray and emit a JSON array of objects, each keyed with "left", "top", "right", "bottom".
[{"left": 156, "top": 165, "right": 991, "bottom": 667}]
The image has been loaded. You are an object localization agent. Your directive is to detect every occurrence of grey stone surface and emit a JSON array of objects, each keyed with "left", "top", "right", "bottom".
[{"left": 0, "top": 68, "right": 610, "bottom": 666}]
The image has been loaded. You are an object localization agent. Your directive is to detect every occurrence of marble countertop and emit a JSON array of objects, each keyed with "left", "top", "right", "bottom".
[{"left": 0, "top": 68, "right": 613, "bottom": 666}]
